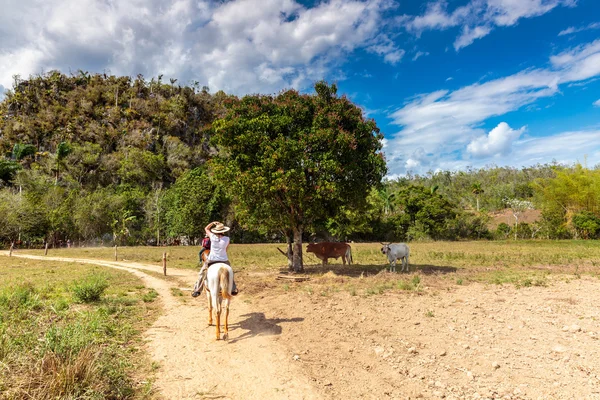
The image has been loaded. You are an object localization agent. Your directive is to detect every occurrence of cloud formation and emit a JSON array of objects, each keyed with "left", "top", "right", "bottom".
[
  {"left": 385, "top": 38, "right": 600, "bottom": 175},
  {"left": 402, "top": 0, "right": 576, "bottom": 50},
  {"left": 467, "top": 122, "right": 525, "bottom": 158},
  {"left": 0, "top": 0, "right": 401, "bottom": 95},
  {"left": 558, "top": 22, "right": 600, "bottom": 36}
]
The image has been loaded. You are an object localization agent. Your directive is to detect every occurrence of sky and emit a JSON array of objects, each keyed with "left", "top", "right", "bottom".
[{"left": 1, "top": 0, "right": 599, "bottom": 177}]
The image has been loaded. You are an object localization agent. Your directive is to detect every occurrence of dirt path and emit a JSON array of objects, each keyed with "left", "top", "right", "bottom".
[{"left": 2, "top": 252, "right": 321, "bottom": 400}]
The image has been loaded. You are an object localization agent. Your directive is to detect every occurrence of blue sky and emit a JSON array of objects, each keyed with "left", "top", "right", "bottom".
[{"left": 1, "top": 0, "right": 599, "bottom": 176}]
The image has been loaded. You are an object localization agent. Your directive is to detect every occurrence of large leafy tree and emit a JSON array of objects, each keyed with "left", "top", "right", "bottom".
[{"left": 211, "top": 82, "right": 386, "bottom": 272}]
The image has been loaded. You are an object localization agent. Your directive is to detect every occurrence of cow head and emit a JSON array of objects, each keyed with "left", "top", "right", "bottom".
[
  {"left": 381, "top": 243, "right": 390, "bottom": 254},
  {"left": 306, "top": 243, "right": 317, "bottom": 253}
]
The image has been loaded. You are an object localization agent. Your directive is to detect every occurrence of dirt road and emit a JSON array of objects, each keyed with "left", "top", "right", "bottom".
[{"left": 3, "top": 252, "right": 321, "bottom": 400}]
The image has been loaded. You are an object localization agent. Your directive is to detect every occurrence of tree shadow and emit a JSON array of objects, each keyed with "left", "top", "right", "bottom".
[
  {"left": 279, "top": 263, "right": 457, "bottom": 277},
  {"left": 228, "top": 312, "right": 304, "bottom": 344}
]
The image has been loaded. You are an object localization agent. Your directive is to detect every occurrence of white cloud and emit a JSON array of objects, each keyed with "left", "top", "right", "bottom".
[
  {"left": 593, "top": 99, "right": 600, "bottom": 107},
  {"left": 0, "top": 0, "right": 400, "bottom": 95},
  {"left": 412, "top": 51, "right": 430, "bottom": 61},
  {"left": 467, "top": 122, "right": 525, "bottom": 158},
  {"left": 558, "top": 22, "right": 600, "bottom": 36},
  {"left": 384, "top": 38, "right": 600, "bottom": 176},
  {"left": 402, "top": 0, "right": 576, "bottom": 50},
  {"left": 454, "top": 25, "right": 492, "bottom": 50}
]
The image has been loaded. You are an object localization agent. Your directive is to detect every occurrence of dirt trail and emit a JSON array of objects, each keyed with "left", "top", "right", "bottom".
[{"left": 2, "top": 252, "right": 321, "bottom": 400}]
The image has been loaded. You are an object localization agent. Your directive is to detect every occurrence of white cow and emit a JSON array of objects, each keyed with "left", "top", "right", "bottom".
[{"left": 381, "top": 243, "right": 410, "bottom": 273}]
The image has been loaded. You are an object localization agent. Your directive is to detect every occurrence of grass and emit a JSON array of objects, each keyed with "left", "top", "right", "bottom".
[
  {"left": 12, "top": 240, "right": 600, "bottom": 299},
  {"left": 0, "top": 257, "right": 160, "bottom": 399}
]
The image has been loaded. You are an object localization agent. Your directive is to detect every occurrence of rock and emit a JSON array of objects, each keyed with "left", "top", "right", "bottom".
[
  {"left": 492, "top": 361, "right": 500, "bottom": 369},
  {"left": 439, "top": 350, "right": 447, "bottom": 356},
  {"left": 467, "top": 371, "right": 474, "bottom": 380},
  {"left": 374, "top": 346, "right": 385, "bottom": 356},
  {"left": 408, "top": 347, "right": 417, "bottom": 354},
  {"left": 569, "top": 325, "right": 581, "bottom": 333},
  {"left": 293, "top": 354, "right": 300, "bottom": 361},
  {"left": 433, "top": 390, "right": 445, "bottom": 398},
  {"left": 562, "top": 325, "right": 570, "bottom": 332},
  {"left": 552, "top": 345, "right": 567, "bottom": 353}
]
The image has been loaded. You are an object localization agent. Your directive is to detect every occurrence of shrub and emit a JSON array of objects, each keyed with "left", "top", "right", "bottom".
[{"left": 72, "top": 275, "right": 109, "bottom": 303}]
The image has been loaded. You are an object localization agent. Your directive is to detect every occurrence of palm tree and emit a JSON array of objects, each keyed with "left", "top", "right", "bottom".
[
  {"left": 471, "top": 182, "right": 484, "bottom": 211},
  {"left": 55, "top": 141, "right": 72, "bottom": 184},
  {"left": 379, "top": 186, "right": 396, "bottom": 215}
]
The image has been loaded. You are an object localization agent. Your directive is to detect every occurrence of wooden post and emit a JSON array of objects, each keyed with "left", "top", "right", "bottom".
[
  {"left": 162, "top": 252, "right": 167, "bottom": 276},
  {"left": 44, "top": 242, "right": 49, "bottom": 256},
  {"left": 9, "top": 242, "right": 14, "bottom": 257},
  {"left": 114, "top": 245, "right": 118, "bottom": 261}
]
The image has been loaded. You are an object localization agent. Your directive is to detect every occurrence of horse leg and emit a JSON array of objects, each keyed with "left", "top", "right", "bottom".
[
  {"left": 223, "top": 299, "right": 230, "bottom": 340},
  {"left": 215, "top": 302, "right": 221, "bottom": 340},
  {"left": 207, "top": 290, "right": 213, "bottom": 326}
]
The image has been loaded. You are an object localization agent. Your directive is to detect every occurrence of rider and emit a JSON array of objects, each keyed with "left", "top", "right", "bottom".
[
  {"left": 191, "top": 221, "right": 238, "bottom": 297},
  {"left": 198, "top": 234, "right": 211, "bottom": 264}
]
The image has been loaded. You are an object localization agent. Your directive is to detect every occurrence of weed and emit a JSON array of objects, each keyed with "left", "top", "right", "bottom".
[
  {"left": 283, "top": 284, "right": 290, "bottom": 292},
  {"left": 142, "top": 289, "right": 159, "bottom": 303},
  {"left": 425, "top": 310, "right": 435, "bottom": 318},
  {"left": 170, "top": 288, "right": 184, "bottom": 297},
  {"left": 456, "top": 278, "right": 464, "bottom": 285},
  {"left": 71, "top": 274, "right": 109, "bottom": 303}
]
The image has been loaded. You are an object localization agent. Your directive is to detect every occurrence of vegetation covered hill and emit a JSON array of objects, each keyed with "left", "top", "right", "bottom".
[{"left": 1, "top": 71, "right": 599, "bottom": 247}]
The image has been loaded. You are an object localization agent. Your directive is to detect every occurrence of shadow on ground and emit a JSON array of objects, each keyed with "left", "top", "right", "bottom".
[
  {"left": 228, "top": 312, "right": 304, "bottom": 344},
  {"left": 280, "top": 263, "right": 458, "bottom": 277}
]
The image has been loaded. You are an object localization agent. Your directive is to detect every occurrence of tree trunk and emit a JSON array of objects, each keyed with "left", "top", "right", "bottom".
[
  {"left": 292, "top": 226, "right": 304, "bottom": 273},
  {"left": 476, "top": 197, "right": 480, "bottom": 212},
  {"left": 285, "top": 234, "right": 293, "bottom": 271}
]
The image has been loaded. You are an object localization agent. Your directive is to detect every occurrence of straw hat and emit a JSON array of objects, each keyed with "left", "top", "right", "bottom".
[{"left": 210, "top": 222, "right": 230, "bottom": 234}]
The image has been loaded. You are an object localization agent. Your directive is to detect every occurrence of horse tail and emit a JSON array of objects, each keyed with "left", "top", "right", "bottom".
[
  {"left": 218, "top": 267, "right": 232, "bottom": 300},
  {"left": 346, "top": 245, "right": 353, "bottom": 265}
]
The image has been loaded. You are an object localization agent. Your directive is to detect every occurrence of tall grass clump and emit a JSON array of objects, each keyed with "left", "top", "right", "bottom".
[{"left": 71, "top": 274, "right": 109, "bottom": 303}]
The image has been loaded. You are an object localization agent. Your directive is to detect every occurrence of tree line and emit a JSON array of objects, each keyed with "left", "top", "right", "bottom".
[{"left": 1, "top": 71, "right": 599, "bottom": 263}]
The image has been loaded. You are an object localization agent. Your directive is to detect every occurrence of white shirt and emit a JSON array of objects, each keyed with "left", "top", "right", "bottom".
[{"left": 207, "top": 233, "right": 230, "bottom": 261}]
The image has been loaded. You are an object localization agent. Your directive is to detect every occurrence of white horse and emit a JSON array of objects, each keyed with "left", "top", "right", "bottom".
[{"left": 205, "top": 262, "right": 234, "bottom": 340}]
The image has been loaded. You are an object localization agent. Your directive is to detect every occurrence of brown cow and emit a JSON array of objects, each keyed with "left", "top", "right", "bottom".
[{"left": 306, "top": 242, "right": 353, "bottom": 266}]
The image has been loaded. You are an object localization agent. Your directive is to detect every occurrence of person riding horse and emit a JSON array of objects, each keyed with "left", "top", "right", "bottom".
[{"left": 192, "top": 221, "right": 238, "bottom": 297}]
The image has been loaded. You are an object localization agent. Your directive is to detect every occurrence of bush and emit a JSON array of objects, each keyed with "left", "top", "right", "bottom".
[
  {"left": 572, "top": 211, "right": 600, "bottom": 239},
  {"left": 72, "top": 275, "right": 109, "bottom": 303}
]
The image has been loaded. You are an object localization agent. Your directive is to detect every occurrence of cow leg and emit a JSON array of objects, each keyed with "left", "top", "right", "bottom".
[{"left": 342, "top": 255, "right": 346, "bottom": 266}]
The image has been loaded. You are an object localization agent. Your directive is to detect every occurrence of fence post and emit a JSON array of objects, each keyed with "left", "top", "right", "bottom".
[
  {"left": 114, "top": 245, "right": 118, "bottom": 261},
  {"left": 9, "top": 242, "right": 14, "bottom": 257},
  {"left": 44, "top": 242, "right": 49, "bottom": 256},
  {"left": 163, "top": 252, "right": 167, "bottom": 276}
]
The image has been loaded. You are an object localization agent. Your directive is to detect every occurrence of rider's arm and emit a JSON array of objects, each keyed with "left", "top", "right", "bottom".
[{"left": 204, "top": 221, "right": 217, "bottom": 236}]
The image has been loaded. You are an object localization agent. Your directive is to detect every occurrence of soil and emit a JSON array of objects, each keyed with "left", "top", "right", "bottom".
[
  {"left": 489, "top": 209, "right": 542, "bottom": 230},
  {"left": 5, "top": 252, "right": 600, "bottom": 400}
]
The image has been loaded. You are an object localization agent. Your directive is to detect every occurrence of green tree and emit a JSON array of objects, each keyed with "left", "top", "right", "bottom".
[
  {"left": 211, "top": 82, "right": 386, "bottom": 271},
  {"left": 161, "top": 168, "right": 226, "bottom": 241},
  {"left": 54, "top": 141, "right": 72, "bottom": 184},
  {"left": 471, "top": 182, "right": 484, "bottom": 211}
]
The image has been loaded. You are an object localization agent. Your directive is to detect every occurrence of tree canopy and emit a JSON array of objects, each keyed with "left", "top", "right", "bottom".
[{"left": 211, "top": 82, "right": 387, "bottom": 271}]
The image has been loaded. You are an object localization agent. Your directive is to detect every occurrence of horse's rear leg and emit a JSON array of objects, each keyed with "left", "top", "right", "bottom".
[
  {"left": 207, "top": 291, "right": 213, "bottom": 326},
  {"left": 215, "top": 308, "right": 221, "bottom": 340},
  {"left": 223, "top": 301, "right": 230, "bottom": 340}
]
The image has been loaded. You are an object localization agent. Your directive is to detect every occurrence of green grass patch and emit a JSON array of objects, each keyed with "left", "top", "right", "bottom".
[{"left": 0, "top": 257, "right": 160, "bottom": 399}]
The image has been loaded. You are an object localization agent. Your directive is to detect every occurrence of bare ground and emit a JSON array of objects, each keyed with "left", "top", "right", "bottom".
[{"left": 4, "top": 251, "right": 600, "bottom": 400}]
